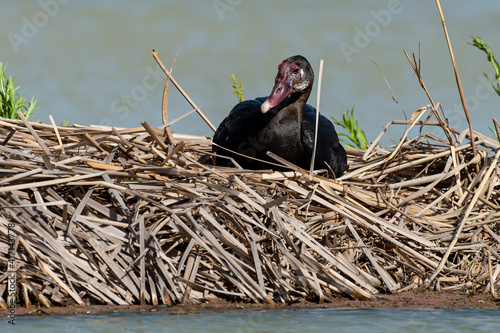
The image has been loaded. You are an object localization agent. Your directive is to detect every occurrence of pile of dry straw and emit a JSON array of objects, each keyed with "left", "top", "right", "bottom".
[
  {"left": 1, "top": 47, "right": 500, "bottom": 307},
  {"left": 0, "top": 97, "right": 498, "bottom": 308}
]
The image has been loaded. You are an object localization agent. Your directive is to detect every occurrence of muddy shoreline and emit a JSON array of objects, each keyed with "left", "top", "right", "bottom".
[{"left": 5, "top": 292, "right": 499, "bottom": 317}]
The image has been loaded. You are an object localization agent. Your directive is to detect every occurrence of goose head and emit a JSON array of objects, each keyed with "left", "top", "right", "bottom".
[{"left": 261, "top": 55, "right": 314, "bottom": 114}]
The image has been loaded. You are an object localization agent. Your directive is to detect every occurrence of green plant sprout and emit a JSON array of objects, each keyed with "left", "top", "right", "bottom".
[
  {"left": 465, "top": 258, "right": 480, "bottom": 267},
  {"left": 0, "top": 62, "right": 39, "bottom": 120},
  {"left": 231, "top": 74, "right": 244, "bottom": 102},
  {"left": 470, "top": 36, "right": 500, "bottom": 95},
  {"left": 331, "top": 108, "right": 368, "bottom": 150},
  {"left": 469, "top": 37, "right": 500, "bottom": 140}
]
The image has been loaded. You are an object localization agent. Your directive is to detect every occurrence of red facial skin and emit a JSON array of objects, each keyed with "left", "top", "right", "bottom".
[{"left": 261, "top": 61, "right": 301, "bottom": 113}]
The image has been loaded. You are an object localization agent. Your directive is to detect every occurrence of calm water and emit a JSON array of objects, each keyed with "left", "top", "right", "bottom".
[
  {"left": 1, "top": 1, "right": 500, "bottom": 145},
  {"left": 4, "top": 308, "right": 500, "bottom": 333}
]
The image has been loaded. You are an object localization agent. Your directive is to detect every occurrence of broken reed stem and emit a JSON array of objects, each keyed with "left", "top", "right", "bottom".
[
  {"left": 403, "top": 46, "right": 454, "bottom": 146},
  {"left": 488, "top": 250, "right": 496, "bottom": 299},
  {"left": 309, "top": 59, "right": 324, "bottom": 177},
  {"left": 371, "top": 60, "right": 406, "bottom": 116},
  {"left": 152, "top": 49, "right": 217, "bottom": 132},
  {"left": 161, "top": 42, "right": 183, "bottom": 144},
  {"left": 493, "top": 117, "right": 500, "bottom": 145},
  {"left": 434, "top": 0, "right": 477, "bottom": 160},
  {"left": 48, "top": 115, "right": 64, "bottom": 154},
  {"left": 16, "top": 110, "right": 53, "bottom": 170},
  {"left": 386, "top": 104, "right": 429, "bottom": 162}
]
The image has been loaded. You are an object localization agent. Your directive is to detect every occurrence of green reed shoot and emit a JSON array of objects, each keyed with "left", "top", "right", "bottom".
[
  {"left": 231, "top": 74, "right": 244, "bottom": 102},
  {"left": 470, "top": 37, "right": 500, "bottom": 140},
  {"left": 332, "top": 108, "right": 368, "bottom": 150},
  {"left": 470, "top": 36, "right": 500, "bottom": 95},
  {"left": 0, "top": 62, "right": 39, "bottom": 120}
]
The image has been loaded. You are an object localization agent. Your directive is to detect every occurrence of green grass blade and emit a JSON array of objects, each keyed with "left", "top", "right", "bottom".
[
  {"left": 0, "top": 62, "right": 39, "bottom": 120},
  {"left": 331, "top": 107, "right": 368, "bottom": 150},
  {"left": 470, "top": 36, "right": 500, "bottom": 97}
]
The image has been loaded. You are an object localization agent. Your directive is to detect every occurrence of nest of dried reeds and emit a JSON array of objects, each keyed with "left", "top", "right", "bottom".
[{"left": 0, "top": 97, "right": 499, "bottom": 308}]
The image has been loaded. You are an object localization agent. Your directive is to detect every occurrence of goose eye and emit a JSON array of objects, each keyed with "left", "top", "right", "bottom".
[{"left": 291, "top": 68, "right": 300, "bottom": 74}]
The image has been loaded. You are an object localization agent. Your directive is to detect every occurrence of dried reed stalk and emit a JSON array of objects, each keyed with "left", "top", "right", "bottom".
[{"left": 435, "top": 0, "right": 477, "bottom": 158}]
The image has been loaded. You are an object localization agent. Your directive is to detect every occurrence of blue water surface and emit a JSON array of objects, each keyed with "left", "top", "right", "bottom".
[{"left": 4, "top": 308, "right": 500, "bottom": 333}]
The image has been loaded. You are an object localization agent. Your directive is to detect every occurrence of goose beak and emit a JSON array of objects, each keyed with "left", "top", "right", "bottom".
[{"left": 261, "top": 63, "right": 294, "bottom": 113}]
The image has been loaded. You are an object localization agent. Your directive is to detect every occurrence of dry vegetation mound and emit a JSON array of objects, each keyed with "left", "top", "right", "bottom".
[{"left": 0, "top": 109, "right": 499, "bottom": 308}]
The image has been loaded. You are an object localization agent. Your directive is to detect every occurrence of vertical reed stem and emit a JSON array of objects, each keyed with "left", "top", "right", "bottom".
[
  {"left": 435, "top": 0, "right": 477, "bottom": 159},
  {"left": 162, "top": 42, "right": 183, "bottom": 144},
  {"left": 309, "top": 59, "right": 324, "bottom": 177}
]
